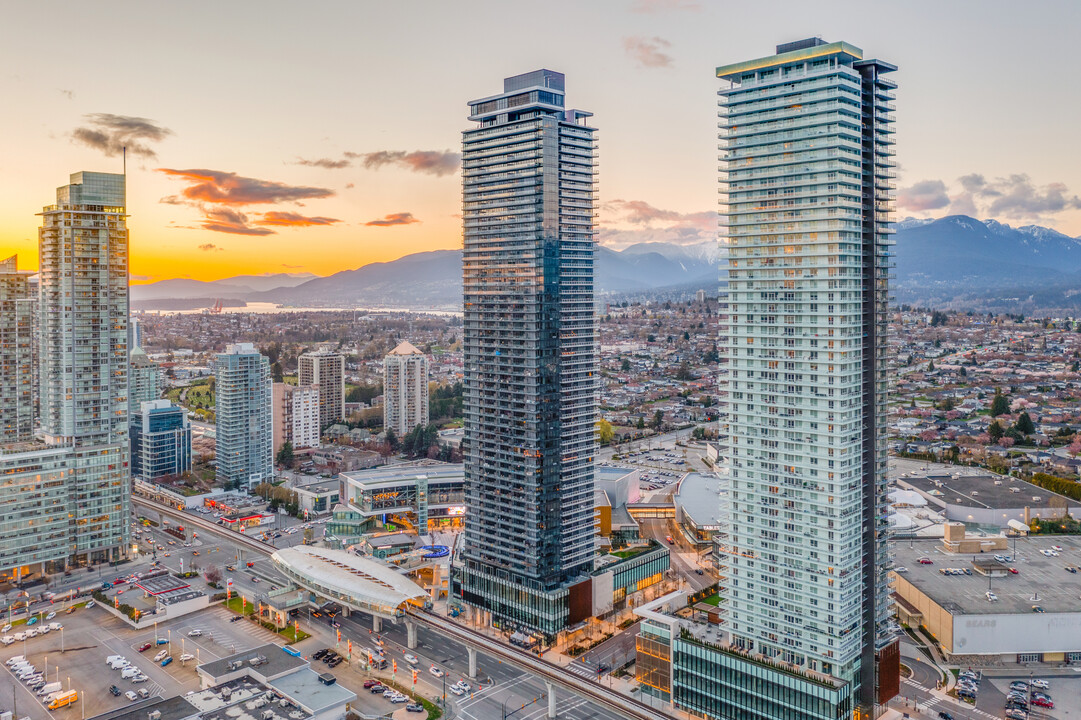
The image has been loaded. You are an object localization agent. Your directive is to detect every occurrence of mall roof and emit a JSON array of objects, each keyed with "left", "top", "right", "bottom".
[
  {"left": 892, "top": 537, "right": 1081, "bottom": 615},
  {"left": 271, "top": 546, "right": 426, "bottom": 612},
  {"left": 137, "top": 575, "right": 191, "bottom": 596},
  {"left": 675, "top": 473, "right": 724, "bottom": 529},
  {"left": 896, "top": 470, "right": 1078, "bottom": 511}
]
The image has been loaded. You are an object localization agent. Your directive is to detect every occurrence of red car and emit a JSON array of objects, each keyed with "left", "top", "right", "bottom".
[
  {"left": 1032, "top": 697, "right": 1054, "bottom": 709},
  {"left": 246, "top": 562, "right": 255, "bottom": 568},
  {"left": 112, "top": 577, "right": 125, "bottom": 585},
  {"left": 917, "top": 558, "right": 933, "bottom": 565},
  {"left": 1008, "top": 567, "right": 1019, "bottom": 574},
  {"left": 138, "top": 642, "right": 152, "bottom": 652}
]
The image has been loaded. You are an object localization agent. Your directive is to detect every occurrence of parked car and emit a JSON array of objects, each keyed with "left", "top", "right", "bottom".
[
  {"left": 125, "top": 691, "right": 137, "bottom": 701},
  {"left": 917, "top": 557, "right": 933, "bottom": 564},
  {"left": 138, "top": 642, "right": 152, "bottom": 652},
  {"left": 1031, "top": 679, "right": 1049, "bottom": 689},
  {"left": 109, "top": 686, "right": 121, "bottom": 696},
  {"left": 188, "top": 629, "right": 202, "bottom": 637},
  {"left": 369, "top": 685, "right": 386, "bottom": 694},
  {"left": 406, "top": 704, "right": 425, "bottom": 713},
  {"left": 154, "top": 649, "right": 169, "bottom": 662},
  {"left": 161, "top": 657, "right": 173, "bottom": 667}
]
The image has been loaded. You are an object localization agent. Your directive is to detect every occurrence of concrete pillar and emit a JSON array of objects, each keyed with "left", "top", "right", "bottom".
[
  {"left": 372, "top": 615, "right": 381, "bottom": 633},
  {"left": 467, "top": 647, "right": 477, "bottom": 678},
  {"left": 546, "top": 681, "right": 557, "bottom": 718},
  {"left": 341, "top": 606, "right": 349, "bottom": 618},
  {"left": 406, "top": 620, "right": 418, "bottom": 649}
]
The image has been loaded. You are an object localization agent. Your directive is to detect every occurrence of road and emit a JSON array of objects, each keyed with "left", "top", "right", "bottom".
[
  {"left": 131, "top": 497, "right": 668, "bottom": 719},
  {"left": 637, "top": 517, "right": 715, "bottom": 593}
]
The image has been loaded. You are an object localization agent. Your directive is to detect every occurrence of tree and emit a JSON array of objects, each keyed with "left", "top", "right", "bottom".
[
  {"left": 276, "top": 441, "right": 294, "bottom": 468},
  {"left": 385, "top": 426, "right": 399, "bottom": 452},
  {"left": 960, "top": 366, "right": 967, "bottom": 377},
  {"left": 990, "top": 392, "right": 1010, "bottom": 417},
  {"left": 620, "top": 359, "right": 631, "bottom": 372},
  {"left": 927, "top": 359, "right": 935, "bottom": 372},
  {"left": 675, "top": 360, "right": 694, "bottom": 381},
  {"left": 651, "top": 409, "right": 664, "bottom": 430},
  {"left": 988, "top": 420, "right": 1004, "bottom": 442},
  {"left": 204, "top": 565, "right": 222, "bottom": 585},
  {"left": 1014, "top": 412, "right": 1035, "bottom": 435},
  {"left": 596, "top": 419, "right": 614, "bottom": 445},
  {"left": 636, "top": 416, "right": 646, "bottom": 430},
  {"left": 271, "top": 361, "right": 284, "bottom": 383}
]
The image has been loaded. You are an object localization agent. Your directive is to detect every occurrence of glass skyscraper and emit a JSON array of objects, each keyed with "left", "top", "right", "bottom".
[
  {"left": 3, "top": 172, "right": 133, "bottom": 571},
  {"left": 0, "top": 255, "right": 35, "bottom": 444},
  {"left": 130, "top": 399, "right": 192, "bottom": 481},
  {"left": 713, "top": 39, "right": 899, "bottom": 716},
  {"left": 215, "top": 343, "right": 273, "bottom": 489},
  {"left": 455, "top": 69, "right": 598, "bottom": 636}
]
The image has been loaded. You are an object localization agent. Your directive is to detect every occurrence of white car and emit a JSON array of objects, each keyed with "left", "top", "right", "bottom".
[
  {"left": 430, "top": 665, "right": 444, "bottom": 677},
  {"left": 179, "top": 653, "right": 194, "bottom": 661},
  {"left": 1031, "top": 679, "right": 1050, "bottom": 689},
  {"left": 1, "top": 636, "right": 13, "bottom": 645},
  {"left": 449, "top": 686, "right": 464, "bottom": 696},
  {"left": 188, "top": 629, "right": 202, "bottom": 637},
  {"left": 130, "top": 674, "right": 148, "bottom": 684},
  {"left": 125, "top": 691, "right": 138, "bottom": 701},
  {"left": 1, "top": 623, "right": 11, "bottom": 632},
  {"left": 455, "top": 681, "right": 472, "bottom": 693},
  {"left": 45, "top": 612, "right": 55, "bottom": 621},
  {"left": 154, "top": 649, "right": 169, "bottom": 662},
  {"left": 86, "top": 600, "right": 96, "bottom": 608},
  {"left": 404, "top": 653, "right": 419, "bottom": 665},
  {"left": 986, "top": 591, "right": 998, "bottom": 602}
]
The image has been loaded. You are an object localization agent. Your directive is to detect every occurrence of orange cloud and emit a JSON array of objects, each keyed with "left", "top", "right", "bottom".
[
  {"left": 366, "top": 212, "right": 420, "bottom": 227},
  {"left": 257, "top": 211, "right": 341, "bottom": 227},
  {"left": 158, "top": 168, "right": 334, "bottom": 206}
]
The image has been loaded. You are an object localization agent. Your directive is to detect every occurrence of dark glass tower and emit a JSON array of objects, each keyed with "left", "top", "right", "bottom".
[{"left": 456, "top": 69, "right": 598, "bottom": 636}]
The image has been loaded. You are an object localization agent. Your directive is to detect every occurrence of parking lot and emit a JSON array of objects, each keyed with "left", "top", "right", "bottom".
[
  {"left": 0, "top": 598, "right": 288, "bottom": 720},
  {"left": 975, "top": 673, "right": 1081, "bottom": 719}
]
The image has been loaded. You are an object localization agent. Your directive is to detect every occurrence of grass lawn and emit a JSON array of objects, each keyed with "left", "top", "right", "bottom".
[
  {"left": 278, "top": 625, "right": 310, "bottom": 643},
  {"left": 221, "top": 598, "right": 310, "bottom": 644},
  {"left": 223, "top": 596, "right": 253, "bottom": 615},
  {"left": 699, "top": 594, "right": 721, "bottom": 607}
]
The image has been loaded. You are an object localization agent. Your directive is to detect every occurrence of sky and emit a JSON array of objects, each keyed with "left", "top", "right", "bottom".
[{"left": 1, "top": 0, "right": 1079, "bottom": 283}]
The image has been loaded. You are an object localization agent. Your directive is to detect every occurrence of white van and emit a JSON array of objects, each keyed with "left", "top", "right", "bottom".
[
  {"left": 47, "top": 622, "right": 62, "bottom": 632},
  {"left": 0, "top": 636, "right": 14, "bottom": 645},
  {"left": 121, "top": 666, "right": 139, "bottom": 679},
  {"left": 109, "top": 658, "right": 129, "bottom": 670},
  {"left": 105, "top": 655, "right": 125, "bottom": 665},
  {"left": 6, "top": 654, "right": 26, "bottom": 665},
  {"left": 13, "top": 631, "right": 27, "bottom": 642},
  {"left": 38, "top": 682, "right": 63, "bottom": 697}
]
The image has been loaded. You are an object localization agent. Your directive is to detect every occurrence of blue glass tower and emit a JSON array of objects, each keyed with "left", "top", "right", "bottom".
[{"left": 456, "top": 70, "right": 599, "bottom": 635}]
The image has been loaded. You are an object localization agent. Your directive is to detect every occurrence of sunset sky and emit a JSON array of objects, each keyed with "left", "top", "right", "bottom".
[{"left": 2, "top": 0, "right": 1079, "bottom": 283}]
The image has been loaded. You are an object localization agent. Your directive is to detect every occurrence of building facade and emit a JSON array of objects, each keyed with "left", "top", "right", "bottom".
[
  {"left": 455, "top": 69, "right": 598, "bottom": 635},
  {"left": 215, "top": 343, "right": 272, "bottom": 489},
  {"left": 298, "top": 349, "right": 344, "bottom": 430},
  {"left": 35, "top": 171, "right": 131, "bottom": 568},
  {"left": 715, "top": 40, "right": 898, "bottom": 714},
  {"left": 383, "top": 341, "right": 429, "bottom": 436},
  {"left": 0, "top": 255, "right": 35, "bottom": 444},
  {"left": 128, "top": 346, "right": 160, "bottom": 417},
  {"left": 272, "top": 382, "right": 320, "bottom": 454},
  {"left": 130, "top": 399, "right": 192, "bottom": 480}
]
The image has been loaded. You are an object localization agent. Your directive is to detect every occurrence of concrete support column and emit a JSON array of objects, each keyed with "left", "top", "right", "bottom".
[
  {"left": 406, "top": 620, "right": 418, "bottom": 649},
  {"left": 340, "top": 606, "right": 349, "bottom": 618},
  {"left": 546, "top": 681, "right": 557, "bottom": 718},
  {"left": 467, "top": 647, "right": 477, "bottom": 678},
  {"left": 372, "top": 615, "right": 381, "bottom": 633}
]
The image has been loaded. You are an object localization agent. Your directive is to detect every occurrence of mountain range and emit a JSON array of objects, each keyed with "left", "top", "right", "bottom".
[{"left": 131, "top": 216, "right": 1081, "bottom": 314}]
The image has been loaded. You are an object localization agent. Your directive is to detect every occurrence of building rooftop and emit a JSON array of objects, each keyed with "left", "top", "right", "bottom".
[
  {"left": 270, "top": 546, "right": 426, "bottom": 613},
  {"left": 267, "top": 668, "right": 356, "bottom": 715},
  {"left": 894, "top": 464, "right": 1078, "bottom": 513},
  {"left": 892, "top": 537, "right": 1081, "bottom": 615},
  {"left": 87, "top": 695, "right": 198, "bottom": 720},
  {"left": 137, "top": 575, "right": 192, "bottom": 596},
  {"left": 386, "top": 341, "right": 423, "bottom": 356},
  {"left": 197, "top": 643, "right": 307, "bottom": 683},
  {"left": 676, "top": 473, "right": 724, "bottom": 530}
]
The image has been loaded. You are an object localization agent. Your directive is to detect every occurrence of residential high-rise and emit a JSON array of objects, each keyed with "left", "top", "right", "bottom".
[
  {"left": 129, "top": 346, "right": 161, "bottom": 417},
  {"left": 0, "top": 255, "right": 35, "bottom": 443},
  {"left": 298, "top": 349, "right": 345, "bottom": 430},
  {"left": 130, "top": 399, "right": 192, "bottom": 480},
  {"left": 710, "top": 39, "right": 898, "bottom": 718},
  {"left": 3, "top": 171, "right": 132, "bottom": 573},
  {"left": 455, "top": 69, "right": 598, "bottom": 635},
  {"left": 383, "top": 341, "right": 429, "bottom": 436},
  {"left": 273, "top": 382, "right": 320, "bottom": 454},
  {"left": 215, "top": 343, "right": 273, "bottom": 489}
]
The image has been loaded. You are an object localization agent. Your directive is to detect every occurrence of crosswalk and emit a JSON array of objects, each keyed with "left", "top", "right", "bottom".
[
  {"left": 901, "top": 678, "right": 999, "bottom": 720},
  {"left": 565, "top": 662, "right": 600, "bottom": 680}
]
